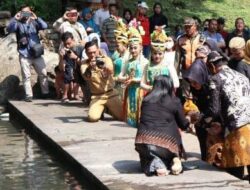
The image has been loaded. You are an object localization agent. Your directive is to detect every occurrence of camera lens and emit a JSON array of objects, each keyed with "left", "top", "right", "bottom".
[{"left": 96, "top": 57, "right": 105, "bottom": 68}]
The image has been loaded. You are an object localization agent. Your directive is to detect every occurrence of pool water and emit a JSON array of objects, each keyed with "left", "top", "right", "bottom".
[{"left": 0, "top": 118, "right": 85, "bottom": 190}]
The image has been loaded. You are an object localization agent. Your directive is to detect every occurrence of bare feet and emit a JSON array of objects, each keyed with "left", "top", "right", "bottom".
[
  {"left": 156, "top": 168, "right": 168, "bottom": 176},
  {"left": 171, "top": 157, "right": 182, "bottom": 175}
]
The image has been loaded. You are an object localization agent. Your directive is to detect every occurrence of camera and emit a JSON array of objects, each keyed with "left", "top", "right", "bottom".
[
  {"left": 64, "top": 48, "right": 72, "bottom": 55},
  {"left": 66, "top": 49, "right": 72, "bottom": 54},
  {"left": 20, "top": 11, "right": 32, "bottom": 19},
  {"left": 96, "top": 57, "right": 105, "bottom": 69}
]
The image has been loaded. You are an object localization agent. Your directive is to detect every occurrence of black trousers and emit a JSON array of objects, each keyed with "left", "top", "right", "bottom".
[{"left": 226, "top": 165, "right": 250, "bottom": 183}]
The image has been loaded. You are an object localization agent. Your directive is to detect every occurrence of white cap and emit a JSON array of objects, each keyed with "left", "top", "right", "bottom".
[{"left": 138, "top": 2, "right": 149, "bottom": 9}]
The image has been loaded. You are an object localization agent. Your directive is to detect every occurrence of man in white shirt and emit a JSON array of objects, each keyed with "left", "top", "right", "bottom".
[
  {"left": 53, "top": 7, "right": 88, "bottom": 68},
  {"left": 53, "top": 7, "right": 87, "bottom": 46},
  {"left": 93, "top": 0, "right": 110, "bottom": 29}
]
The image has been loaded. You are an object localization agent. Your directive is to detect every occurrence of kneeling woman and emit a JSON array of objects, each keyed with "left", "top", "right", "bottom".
[{"left": 135, "top": 75, "right": 190, "bottom": 176}]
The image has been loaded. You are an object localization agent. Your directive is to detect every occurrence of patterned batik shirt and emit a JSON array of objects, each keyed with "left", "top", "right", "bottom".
[{"left": 208, "top": 65, "right": 250, "bottom": 131}]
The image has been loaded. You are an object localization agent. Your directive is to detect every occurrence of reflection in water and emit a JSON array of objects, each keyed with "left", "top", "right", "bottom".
[{"left": 0, "top": 119, "right": 85, "bottom": 190}]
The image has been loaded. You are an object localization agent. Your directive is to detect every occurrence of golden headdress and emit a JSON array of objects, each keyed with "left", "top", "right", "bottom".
[
  {"left": 113, "top": 16, "right": 129, "bottom": 44},
  {"left": 127, "top": 18, "right": 144, "bottom": 45},
  {"left": 150, "top": 27, "right": 168, "bottom": 51}
]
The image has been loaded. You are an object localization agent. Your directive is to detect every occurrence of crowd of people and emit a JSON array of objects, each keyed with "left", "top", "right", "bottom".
[{"left": 6, "top": 0, "right": 250, "bottom": 180}]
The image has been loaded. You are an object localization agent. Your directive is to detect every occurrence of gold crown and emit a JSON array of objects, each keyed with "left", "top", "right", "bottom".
[
  {"left": 151, "top": 28, "right": 168, "bottom": 51},
  {"left": 113, "top": 17, "right": 128, "bottom": 44},
  {"left": 127, "top": 26, "right": 142, "bottom": 44}
]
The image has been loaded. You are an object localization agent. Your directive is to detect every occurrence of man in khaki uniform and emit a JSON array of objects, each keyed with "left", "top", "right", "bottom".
[{"left": 81, "top": 40, "right": 123, "bottom": 122}]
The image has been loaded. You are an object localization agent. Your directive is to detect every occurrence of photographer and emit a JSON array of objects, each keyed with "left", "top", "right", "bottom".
[
  {"left": 7, "top": 4, "right": 49, "bottom": 102},
  {"left": 53, "top": 7, "right": 87, "bottom": 47},
  {"left": 80, "top": 40, "right": 123, "bottom": 122},
  {"left": 60, "top": 32, "right": 85, "bottom": 103}
]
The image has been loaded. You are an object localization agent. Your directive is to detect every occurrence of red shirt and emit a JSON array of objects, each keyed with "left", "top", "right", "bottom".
[
  {"left": 219, "top": 30, "right": 229, "bottom": 41},
  {"left": 137, "top": 15, "right": 150, "bottom": 46}
]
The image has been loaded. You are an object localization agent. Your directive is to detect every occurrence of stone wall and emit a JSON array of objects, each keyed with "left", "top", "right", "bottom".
[{"left": 0, "top": 33, "right": 59, "bottom": 104}]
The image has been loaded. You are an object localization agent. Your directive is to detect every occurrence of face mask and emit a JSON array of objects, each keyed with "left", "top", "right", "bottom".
[{"left": 165, "top": 41, "right": 174, "bottom": 50}]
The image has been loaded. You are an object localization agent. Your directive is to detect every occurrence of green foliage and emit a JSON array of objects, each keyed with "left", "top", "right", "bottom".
[
  {"left": 121, "top": 0, "right": 250, "bottom": 34},
  {"left": 0, "top": 0, "right": 62, "bottom": 21},
  {"left": 1, "top": 0, "right": 250, "bottom": 31}
]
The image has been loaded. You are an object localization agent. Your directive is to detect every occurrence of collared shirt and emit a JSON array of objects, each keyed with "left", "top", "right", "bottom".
[
  {"left": 7, "top": 17, "right": 47, "bottom": 58},
  {"left": 80, "top": 55, "right": 115, "bottom": 95},
  {"left": 53, "top": 18, "right": 87, "bottom": 43}
]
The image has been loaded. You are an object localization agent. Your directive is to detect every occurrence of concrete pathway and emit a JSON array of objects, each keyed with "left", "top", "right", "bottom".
[{"left": 7, "top": 100, "right": 250, "bottom": 190}]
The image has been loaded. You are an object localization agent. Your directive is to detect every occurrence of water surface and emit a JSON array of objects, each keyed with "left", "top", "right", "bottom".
[{"left": 0, "top": 118, "right": 84, "bottom": 190}]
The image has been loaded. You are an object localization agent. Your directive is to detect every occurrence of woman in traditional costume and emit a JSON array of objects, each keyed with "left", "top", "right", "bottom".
[
  {"left": 118, "top": 25, "right": 149, "bottom": 127},
  {"left": 111, "top": 18, "right": 130, "bottom": 101},
  {"left": 140, "top": 28, "right": 169, "bottom": 91}
]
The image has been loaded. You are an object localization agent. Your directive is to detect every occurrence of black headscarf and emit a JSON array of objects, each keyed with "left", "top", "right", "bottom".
[{"left": 183, "top": 58, "right": 209, "bottom": 86}]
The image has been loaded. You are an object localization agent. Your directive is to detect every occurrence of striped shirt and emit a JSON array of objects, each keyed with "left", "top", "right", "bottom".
[{"left": 101, "top": 17, "right": 117, "bottom": 52}]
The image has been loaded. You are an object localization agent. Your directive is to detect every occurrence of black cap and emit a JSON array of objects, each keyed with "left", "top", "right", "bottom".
[{"left": 207, "top": 51, "right": 223, "bottom": 63}]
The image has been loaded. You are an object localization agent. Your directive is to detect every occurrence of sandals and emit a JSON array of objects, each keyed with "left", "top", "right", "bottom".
[{"left": 61, "top": 98, "right": 69, "bottom": 103}]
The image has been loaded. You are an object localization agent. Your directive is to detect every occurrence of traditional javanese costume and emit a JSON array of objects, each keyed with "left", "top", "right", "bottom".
[
  {"left": 141, "top": 29, "right": 169, "bottom": 91},
  {"left": 207, "top": 65, "right": 250, "bottom": 170},
  {"left": 111, "top": 19, "right": 130, "bottom": 101},
  {"left": 119, "top": 26, "right": 148, "bottom": 127},
  {"left": 112, "top": 18, "right": 130, "bottom": 78}
]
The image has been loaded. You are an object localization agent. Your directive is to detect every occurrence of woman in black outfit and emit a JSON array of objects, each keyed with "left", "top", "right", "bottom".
[
  {"left": 149, "top": 2, "right": 168, "bottom": 34},
  {"left": 123, "top": 8, "right": 133, "bottom": 24},
  {"left": 135, "top": 75, "right": 190, "bottom": 176}
]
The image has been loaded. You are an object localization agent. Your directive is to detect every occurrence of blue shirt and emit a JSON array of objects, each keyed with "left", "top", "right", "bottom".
[
  {"left": 7, "top": 17, "right": 48, "bottom": 58},
  {"left": 203, "top": 30, "right": 225, "bottom": 45}
]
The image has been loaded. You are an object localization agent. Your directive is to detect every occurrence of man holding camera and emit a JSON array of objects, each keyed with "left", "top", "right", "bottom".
[
  {"left": 7, "top": 4, "right": 49, "bottom": 102},
  {"left": 53, "top": 7, "right": 87, "bottom": 47},
  {"left": 80, "top": 40, "right": 123, "bottom": 122},
  {"left": 60, "top": 32, "right": 89, "bottom": 103}
]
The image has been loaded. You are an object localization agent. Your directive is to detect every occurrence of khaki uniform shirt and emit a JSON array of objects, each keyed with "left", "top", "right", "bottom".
[{"left": 81, "top": 55, "right": 115, "bottom": 95}]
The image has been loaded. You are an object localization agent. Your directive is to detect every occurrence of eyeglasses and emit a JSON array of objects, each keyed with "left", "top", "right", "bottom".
[{"left": 67, "top": 12, "right": 78, "bottom": 17}]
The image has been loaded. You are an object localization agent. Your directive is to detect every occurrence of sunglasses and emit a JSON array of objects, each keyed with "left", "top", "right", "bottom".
[{"left": 67, "top": 12, "right": 78, "bottom": 17}]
